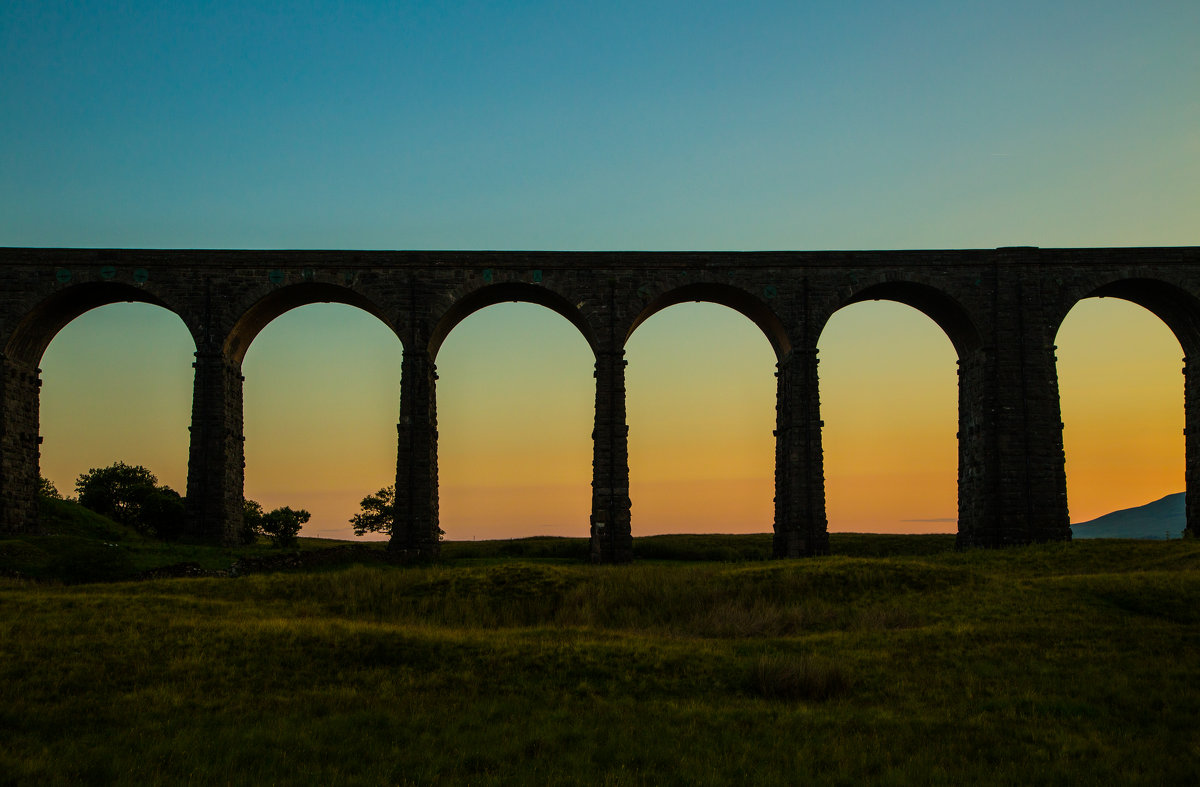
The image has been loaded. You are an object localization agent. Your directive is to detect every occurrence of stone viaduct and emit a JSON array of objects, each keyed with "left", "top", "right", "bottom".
[{"left": 2, "top": 246, "right": 1198, "bottom": 561}]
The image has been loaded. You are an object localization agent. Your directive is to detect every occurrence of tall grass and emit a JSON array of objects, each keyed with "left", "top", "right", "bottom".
[{"left": 2, "top": 533, "right": 1198, "bottom": 784}]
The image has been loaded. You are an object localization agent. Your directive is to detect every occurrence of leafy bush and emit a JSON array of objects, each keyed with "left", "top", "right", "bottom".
[{"left": 260, "top": 506, "right": 310, "bottom": 548}]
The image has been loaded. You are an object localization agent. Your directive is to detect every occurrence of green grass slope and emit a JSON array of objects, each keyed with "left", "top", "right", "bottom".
[
  {"left": 0, "top": 498, "right": 384, "bottom": 583},
  {"left": 3, "top": 497, "right": 962, "bottom": 583},
  {"left": 0, "top": 498, "right": 145, "bottom": 582},
  {"left": 1, "top": 538, "right": 1197, "bottom": 784}
]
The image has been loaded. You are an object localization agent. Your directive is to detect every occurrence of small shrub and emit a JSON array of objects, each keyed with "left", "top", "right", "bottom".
[{"left": 751, "top": 653, "right": 850, "bottom": 702}]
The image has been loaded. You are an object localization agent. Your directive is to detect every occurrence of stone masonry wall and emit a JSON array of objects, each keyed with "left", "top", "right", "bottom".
[
  {"left": 2, "top": 246, "right": 1198, "bottom": 557},
  {"left": 0, "top": 356, "right": 40, "bottom": 533}
]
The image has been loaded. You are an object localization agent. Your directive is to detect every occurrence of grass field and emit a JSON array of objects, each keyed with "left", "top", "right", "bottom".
[{"left": 1, "top": 503, "right": 1198, "bottom": 784}]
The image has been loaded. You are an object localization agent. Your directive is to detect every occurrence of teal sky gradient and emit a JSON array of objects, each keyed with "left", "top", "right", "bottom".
[
  {"left": 9, "top": 1, "right": 1199, "bottom": 537},
  {"left": 3, "top": 1, "right": 1196, "bottom": 250}
]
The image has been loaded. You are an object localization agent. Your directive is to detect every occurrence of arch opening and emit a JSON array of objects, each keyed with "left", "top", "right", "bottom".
[
  {"left": 241, "top": 303, "right": 404, "bottom": 540},
  {"left": 625, "top": 302, "right": 777, "bottom": 536},
  {"left": 430, "top": 282, "right": 597, "bottom": 361},
  {"left": 626, "top": 283, "right": 790, "bottom": 361},
  {"left": 225, "top": 283, "right": 398, "bottom": 364},
  {"left": 817, "top": 300, "right": 959, "bottom": 534},
  {"left": 39, "top": 302, "right": 196, "bottom": 502},
  {"left": 436, "top": 302, "right": 594, "bottom": 541},
  {"left": 1056, "top": 295, "right": 1185, "bottom": 537}
]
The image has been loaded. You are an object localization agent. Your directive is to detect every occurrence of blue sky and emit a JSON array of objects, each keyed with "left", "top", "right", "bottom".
[
  {"left": 7, "top": 1, "right": 1198, "bottom": 538},
  {"left": 3, "top": 1, "right": 1196, "bottom": 250}
]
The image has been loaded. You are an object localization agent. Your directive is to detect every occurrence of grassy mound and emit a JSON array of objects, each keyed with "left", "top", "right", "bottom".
[{"left": 1, "top": 498, "right": 389, "bottom": 583}]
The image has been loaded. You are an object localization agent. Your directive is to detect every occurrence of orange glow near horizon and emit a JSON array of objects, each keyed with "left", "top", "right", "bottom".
[
  {"left": 241, "top": 304, "right": 403, "bottom": 539},
  {"left": 39, "top": 304, "right": 193, "bottom": 496},
  {"left": 626, "top": 304, "right": 777, "bottom": 534},
  {"left": 34, "top": 295, "right": 1188, "bottom": 542},
  {"left": 818, "top": 301, "right": 959, "bottom": 533},
  {"left": 1056, "top": 297, "right": 1183, "bottom": 524},
  {"left": 436, "top": 303, "right": 595, "bottom": 541}
]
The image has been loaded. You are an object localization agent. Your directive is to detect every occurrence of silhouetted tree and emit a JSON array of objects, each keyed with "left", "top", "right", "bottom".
[
  {"left": 349, "top": 485, "right": 395, "bottom": 536},
  {"left": 38, "top": 477, "right": 62, "bottom": 500},
  {"left": 350, "top": 485, "right": 443, "bottom": 540},
  {"left": 74, "top": 462, "right": 187, "bottom": 539},
  {"left": 241, "top": 498, "right": 265, "bottom": 544},
  {"left": 260, "top": 506, "right": 310, "bottom": 548}
]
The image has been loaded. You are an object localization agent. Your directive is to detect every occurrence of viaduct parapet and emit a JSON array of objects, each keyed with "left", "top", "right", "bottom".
[{"left": 2, "top": 247, "right": 1198, "bottom": 560}]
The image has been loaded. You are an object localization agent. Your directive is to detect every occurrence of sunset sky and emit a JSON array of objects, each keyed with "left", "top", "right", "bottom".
[{"left": 5, "top": 1, "right": 1197, "bottom": 539}]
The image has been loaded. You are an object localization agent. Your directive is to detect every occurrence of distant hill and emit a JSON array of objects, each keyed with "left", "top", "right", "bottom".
[{"left": 1072, "top": 493, "right": 1185, "bottom": 540}]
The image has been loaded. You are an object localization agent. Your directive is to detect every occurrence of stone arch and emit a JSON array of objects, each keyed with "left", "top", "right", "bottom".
[
  {"left": 625, "top": 282, "right": 791, "bottom": 360},
  {"left": 224, "top": 283, "right": 401, "bottom": 363},
  {"left": 817, "top": 280, "right": 983, "bottom": 543},
  {"left": 1053, "top": 277, "right": 1200, "bottom": 538},
  {"left": 623, "top": 298, "right": 779, "bottom": 538},
  {"left": 0, "top": 283, "right": 196, "bottom": 535},
  {"left": 429, "top": 282, "right": 598, "bottom": 360},
  {"left": 1052, "top": 278, "right": 1200, "bottom": 357},
  {"left": 816, "top": 291, "right": 962, "bottom": 536},
  {"left": 834, "top": 280, "right": 983, "bottom": 359},
  {"left": 4, "top": 281, "right": 194, "bottom": 366}
]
